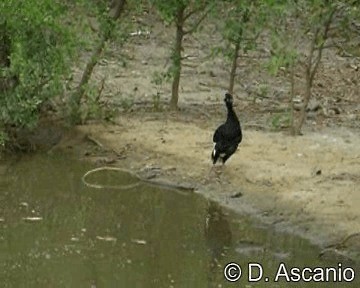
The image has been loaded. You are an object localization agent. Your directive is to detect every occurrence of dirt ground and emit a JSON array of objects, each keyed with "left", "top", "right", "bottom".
[
  {"left": 66, "top": 113, "right": 359, "bottom": 261},
  {"left": 59, "top": 13, "right": 360, "bottom": 261}
]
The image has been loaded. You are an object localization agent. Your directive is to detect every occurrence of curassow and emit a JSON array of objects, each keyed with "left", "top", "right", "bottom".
[{"left": 211, "top": 93, "right": 242, "bottom": 165}]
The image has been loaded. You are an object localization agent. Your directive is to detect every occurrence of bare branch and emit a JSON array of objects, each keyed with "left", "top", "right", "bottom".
[
  {"left": 183, "top": 5, "right": 205, "bottom": 21},
  {"left": 306, "top": 26, "right": 319, "bottom": 86},
  {"left": 310, "top": 7, "right": 337, "bottom": 81},
  {"left": 183, "top": 3, "right": 214, "bottom": 35},
  {"left": 318, "top": 43, "right": 339, "bottom": 50}
]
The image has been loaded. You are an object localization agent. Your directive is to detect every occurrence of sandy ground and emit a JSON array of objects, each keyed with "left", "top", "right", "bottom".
[
  {"left": 57, "top": 12, "right": 360, "bottom": 261},
  {"left": 57, "top": 112, "right": 360, "bottom": 262}
]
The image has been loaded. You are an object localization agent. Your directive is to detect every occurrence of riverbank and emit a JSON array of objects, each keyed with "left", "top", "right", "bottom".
[{"left": 55, "top": 111, "right": 360, "bottom": 263}]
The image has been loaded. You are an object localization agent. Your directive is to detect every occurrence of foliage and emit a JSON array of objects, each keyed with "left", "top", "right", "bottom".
[
  {"left": 150, "top": 71, "right": 171, "bottom": 111},
  {"left": 151, "top": 0, "right": 211, "bottom": 25},
  {"left": 1, "top": 0, "right": 359, "bottom": 151},
  {"left": 120, "top": 96, "right": 135, "bottom": 111},
  {"left": 218, "top": 0, "right": 267, "bottom": 58},
  {"left": 256, "top": 84, "right": 269, "bottom": 99},
  {"left": 150, "top": 0, "right": 215, "bottom": 109},
  {"left": 151, "top": 71, "right": 172, "bottom": 87},
  {"left": 214, "top": 0, "right": 271, "bottom": 93},
  {"left": 270, "top": 112, "right": 291, "bottom": 131},
  {"left": 268, "top": 0, "right": 359, "bottom": 75},
  {"left": 68, "top": 0, "right": 128, "bottom": 124},
  {"left": 0, "top": 0, "right": 76, "bottom": 131},
  {"left": 265, "top": 2, "right": 299, "bottom": 76},
  {"left": 265, "top": 0, "right": 359, "bottom": 135},
  {"left": 80, "top": 78, "right": 106, "bottom": 122}
]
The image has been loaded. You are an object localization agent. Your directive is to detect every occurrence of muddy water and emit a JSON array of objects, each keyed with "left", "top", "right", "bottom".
[{"left": 0, "top": 154, "right": 358, "bottom": 288}]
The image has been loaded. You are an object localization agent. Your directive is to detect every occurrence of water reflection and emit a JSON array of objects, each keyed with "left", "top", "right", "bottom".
[
  {"left": 204, "top": 201, "right": 232, "bottom": 287},
  {"left": 0, "top": 154, "right": 358, "bottom": 287}
]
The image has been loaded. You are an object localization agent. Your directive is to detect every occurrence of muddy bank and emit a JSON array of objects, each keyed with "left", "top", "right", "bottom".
[
  {"left": 47, "top": 8, "right": 360, "bottom": 263},
  {"left": 53, "top": 112, "right": 360, "bottom": 263}
]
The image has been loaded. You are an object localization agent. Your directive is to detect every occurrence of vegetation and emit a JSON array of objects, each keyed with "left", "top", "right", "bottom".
[
  {"left": 293, "top": 0, "right": 358, "bottom": 135},
  {"left": 151, "top": 71, "right": 171, "bottom": 111},
  {"left": 216, "top": 0, "right": 267, "bottom": 95},
  {"left": 268, "top": 0, "right": 359, "bottom": 134},
  {"left": 151, "top": 0, "right": 215, "bottom": 110},
  {"left": 0, "top": 0, "right": 76, "bottom": 147},
  {"left": 69, "top": 0, "right": 127, "bottom": 124},
  {"left": 1, "top": 0, "right": 359, "bottom": 150}
]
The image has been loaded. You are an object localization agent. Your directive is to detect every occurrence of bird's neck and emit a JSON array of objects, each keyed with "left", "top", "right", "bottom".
[{"left": 226, "top": 104, "right": 238, "bottom": 122}]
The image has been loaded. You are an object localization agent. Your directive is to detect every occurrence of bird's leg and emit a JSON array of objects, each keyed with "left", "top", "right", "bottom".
[
  {"left": 207, "top": 165, "right": 214, "bottom": 178},
  {"left": 219, "top": 163, "right": 231, "bottom": 184},
  {"left": 210, "top": 162, "right": 225, "bottom": 183},
  {"left": 202, "top": 165, "right": 214, "bottom": 184},
  {"left": 203, "top": 165, "right": 221, "bottom": 184},
  {"left": 212, "top": 165, "right": 222, "bottom": 183}
]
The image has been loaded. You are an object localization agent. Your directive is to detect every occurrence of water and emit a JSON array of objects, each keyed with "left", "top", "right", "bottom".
[{"left": 0, "top": 154, "right": 358, "bottom": 287}]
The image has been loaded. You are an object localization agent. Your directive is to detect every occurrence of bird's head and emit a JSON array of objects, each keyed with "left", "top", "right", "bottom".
[{"left": 224, "top": 92, "right": 233, "bottom": 106}]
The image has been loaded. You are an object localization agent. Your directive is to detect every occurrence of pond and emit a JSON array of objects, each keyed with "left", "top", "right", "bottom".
[{"left": 0, "top": 154, "right": 358, "bottom": 287}]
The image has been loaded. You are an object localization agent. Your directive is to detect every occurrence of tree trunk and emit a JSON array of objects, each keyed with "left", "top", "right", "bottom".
[
  {"left": 69, "top": 0, "right": 126, "bottom": 123},
  {"left": 70, "top": 35, "right": 108, "bottom": 123},
  {"left": 0, "top": 22, "right": 10, "bottom": 68},
  {"left": 0, "top": 21, "right": 18, "bottom": 93},
  {"left": 228, "top": 40, "right": 240, "bottom": 95},
  {"left": 170, "top": 6, "right": 185, "bottom": 111},
  {"left": 289, "top": 65, "right": 296, "bottom": 136},
  {"left": 293, "top": 8, "right": 335, "bottom": 135},
  {"left": 294, "top": 68, "right": 312, "bottom": 135}
]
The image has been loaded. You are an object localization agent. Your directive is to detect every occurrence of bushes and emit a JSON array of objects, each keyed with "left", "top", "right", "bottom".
[{"left": 0, "top": 0, "right": 75, "bottom": 146}]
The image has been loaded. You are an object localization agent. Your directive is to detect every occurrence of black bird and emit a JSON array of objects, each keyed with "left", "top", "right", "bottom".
[{"left": 211, "top": 93, "right": 242, "bottom": 165}]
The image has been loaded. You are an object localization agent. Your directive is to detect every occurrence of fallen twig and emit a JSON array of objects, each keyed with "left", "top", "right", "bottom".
[{"left": 86, "top": 135, "right": 104, "bottom": 148}]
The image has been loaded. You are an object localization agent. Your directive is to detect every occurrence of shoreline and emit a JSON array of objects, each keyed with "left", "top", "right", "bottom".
[{"left": 57, "top": 113, "right": 360, "bottom": 263}]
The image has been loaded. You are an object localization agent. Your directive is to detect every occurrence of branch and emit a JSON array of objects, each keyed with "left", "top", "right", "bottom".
[
  {"left": 310, "top": 7, "right": 337, "bottom": 81},
  {"left": 183, "top": 3, "right": 214, "bottom": 35},
  {"left": 350, "top": 21, "right": 360, "bottom": 35},
  {"left": 243, "top": 30, "right": 262, "bottom": 43},
  {"left": 306, "top": 26, "right": 319, "bottom": 85},
  {"left": 95, "top": 77, "right": 106, "bottom": 102},
  {"left": 183, "top": 5, "right": 204, "bottom": 21},
  {"left": 316, "top": 42, "right": 340, "bottom": 50}
]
